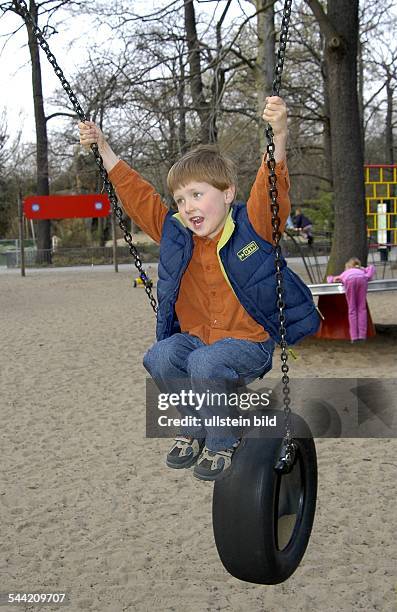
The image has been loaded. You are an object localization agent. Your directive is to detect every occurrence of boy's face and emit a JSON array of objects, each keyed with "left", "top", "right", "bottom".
[{"left": 173, "top": 181, "right": 235, "bottom": 239}]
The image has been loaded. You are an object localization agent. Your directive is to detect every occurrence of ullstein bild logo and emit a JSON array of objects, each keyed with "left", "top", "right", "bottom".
[{"left": 237, "top": 241, "right": 259, "bottom": 261}]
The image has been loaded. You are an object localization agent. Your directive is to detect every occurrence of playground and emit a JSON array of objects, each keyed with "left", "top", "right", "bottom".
[
  {"left": 1, "top": 267, "right": 396, "bottom": 610},
  {"left": 1, "top": 0, "right": 397, "bottom": 609}
]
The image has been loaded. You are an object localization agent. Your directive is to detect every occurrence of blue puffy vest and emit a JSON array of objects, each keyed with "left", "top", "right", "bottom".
[{"left": 156, "top": 203, "right": 320, "bottom": 345}]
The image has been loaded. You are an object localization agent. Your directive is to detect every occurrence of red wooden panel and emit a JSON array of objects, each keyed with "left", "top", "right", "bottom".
[
  {"left": 315, "top": 294, "right": 375, "bottom": 340},
  {"left": 23, "top": 194, "right": 111, "bottom": 220}
]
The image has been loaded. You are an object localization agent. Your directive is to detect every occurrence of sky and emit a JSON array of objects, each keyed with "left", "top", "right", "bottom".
[{"left": 0, "top": 0, "right": 249, "bottom": 144}]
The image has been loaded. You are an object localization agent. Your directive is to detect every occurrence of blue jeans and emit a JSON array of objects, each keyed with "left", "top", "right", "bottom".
[{"left": 143, "top": 333, "right": 275, "bottom": 451}]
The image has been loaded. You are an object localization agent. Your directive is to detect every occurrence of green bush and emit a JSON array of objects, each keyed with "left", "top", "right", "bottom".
[{"left": 303, "top": 191, "right": 334, "bottom": 234}]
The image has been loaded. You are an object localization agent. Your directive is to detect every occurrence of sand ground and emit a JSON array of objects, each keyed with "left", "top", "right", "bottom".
[{"left": 1, "top": 267, "right": 396, "bottom": 612}]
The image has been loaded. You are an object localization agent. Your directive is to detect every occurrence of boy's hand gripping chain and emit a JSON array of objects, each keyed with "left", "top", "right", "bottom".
[
  {"left": 14, "top": 0, "right": 296, "bottom": 471},
  {"left": 12, "top": 0, "right": 158, "bottom": 314},
  {"left": 265, "top": 0, "right": 297, "bottom": 474}
]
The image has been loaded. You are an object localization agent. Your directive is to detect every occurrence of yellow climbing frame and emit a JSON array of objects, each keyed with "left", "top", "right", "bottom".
[{"left": 365, "top": 164, "right": 397, "bottom": 245}]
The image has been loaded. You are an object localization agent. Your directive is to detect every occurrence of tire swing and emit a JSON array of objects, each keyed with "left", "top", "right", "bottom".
[
  {"left": 212, "top": 411, "right": 317, "bottom": 584},
  {"left": 213, "top": 0, "right": 318, "bottom": 585},
  {"left": 17, "top": 0, "right": 317, "bottom": 585}
]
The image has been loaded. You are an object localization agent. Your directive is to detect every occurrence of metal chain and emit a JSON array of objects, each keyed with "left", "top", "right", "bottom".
[
  {"left": 264, "top": 0, "right": 297, "bottom": 473},
  {"left": 12, "top": 0, "right": 158, "bottom": 313}
]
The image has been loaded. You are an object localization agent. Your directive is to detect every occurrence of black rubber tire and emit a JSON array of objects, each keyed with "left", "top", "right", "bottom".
[{"left": 212, "top": 408, "right": 317, "bottom": 584}]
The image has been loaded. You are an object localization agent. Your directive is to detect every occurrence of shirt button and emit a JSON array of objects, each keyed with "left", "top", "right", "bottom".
[{"left": 206, "top": 265, "right": 211, "bottom": 271}]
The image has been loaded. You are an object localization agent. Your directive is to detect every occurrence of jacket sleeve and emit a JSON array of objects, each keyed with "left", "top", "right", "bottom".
[
  {"left": 108, "top": 160, "right": 168, "bottom": 244},
  {"left": 246, "top": 156, "right": 291, "bottom": 243},
  {"left": 363, "top": 264, "right": 375, "bottom": 280}
]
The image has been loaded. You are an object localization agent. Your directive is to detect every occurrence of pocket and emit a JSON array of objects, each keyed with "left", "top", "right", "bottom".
[
  {"left": 259, "top": 338, "right": 275, "bottom": 357},
  {"left": 252, "top": 340, "right": 274, "bottom": 373},
  {"left": 241, "top": 343, "right": 274, "bottom": 383}
]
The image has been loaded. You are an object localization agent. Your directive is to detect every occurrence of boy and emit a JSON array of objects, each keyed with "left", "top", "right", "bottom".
[{"left": 79, "top": 97, "right": 291, "bottom": 481}]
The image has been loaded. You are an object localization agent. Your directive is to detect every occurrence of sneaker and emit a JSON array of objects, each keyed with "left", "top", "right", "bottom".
[
  {"left": 166, "top": 436, "right": 205, "bottom": 469},
  {"left": 193, "top": 440, "right": 241, "bottom": 481}
]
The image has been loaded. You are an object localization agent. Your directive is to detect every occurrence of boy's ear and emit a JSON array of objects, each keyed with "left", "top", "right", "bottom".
[{"left": 224, "top": 185, "right": 236, "bottom": 204}]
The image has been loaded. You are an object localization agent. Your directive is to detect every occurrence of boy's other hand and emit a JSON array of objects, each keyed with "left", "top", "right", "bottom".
[
  {"left": 262, "top": 96, "right": 288, "bottom": 138},
  {"left": 78, "top": 121, "right": 120, "bottom": 172},
  {"left": 78, "top": 120, "right": 106, "bottom": 151}
]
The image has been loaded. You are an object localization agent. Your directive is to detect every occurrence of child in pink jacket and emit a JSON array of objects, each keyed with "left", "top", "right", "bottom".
[{"left": 327, "top": 258, "right": 375, "bottom": 342}]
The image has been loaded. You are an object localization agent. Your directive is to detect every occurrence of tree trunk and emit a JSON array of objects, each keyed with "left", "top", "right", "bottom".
[
  {"left": 25, "top": 0, "right": 51, "bottom": 263},
  {"left": 168, "top": 105, "right": 178, "bottom": 166},
  {"left": 357, "top": 37, "right": 365, "bottom": 157},
  {"left": 306, "top": 0, "right": 367, "bottom": 273},
  {"left": 321, "top": 62, "right": 333, "bottom": 187},
  {"left": 209, "top": 2, "right": 230, "bottom": 144},
  {"left": 317, "top": 24, "right": 333, "bottom": 187},
  {"left": 177, "top": 55, "right": 188, "bottom": 155},
  {"left": 184, "top": 0, "right": 212, "bottom": 143},
  {"left": 385, "top": 74, "right": 394, "bottom": 165},
  {"left": 255, "top": 0, "right": 275, "bottom": 155}
]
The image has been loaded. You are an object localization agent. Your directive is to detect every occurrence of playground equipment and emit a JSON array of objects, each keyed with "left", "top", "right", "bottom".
[
  {"left": 309, "top": 278, "right": 397, "bottom": 340},
  {"left": 24, "top": 194, "right": 111, "bottom": 220},
  {"left": 133, "top": 272, "right": 153, "bottom": 289},
  {"left": 19, "top": 193, "right": 113, "bottom": 272},
  {"left": 283, "top": 229, "right": 324, "bottom": 283},
  {"left": 278, "top": 164, "right": 397, "bottom": 285},
  {"left": 365, "top": 164, "right": 397, "bottom": 250}
]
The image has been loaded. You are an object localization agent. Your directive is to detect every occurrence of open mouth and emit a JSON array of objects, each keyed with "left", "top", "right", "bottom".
[{"left": 190, "top": 216, "right": 205, "bottom": 229}]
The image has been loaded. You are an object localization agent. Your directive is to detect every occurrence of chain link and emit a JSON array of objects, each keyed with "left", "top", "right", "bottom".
[{"left": 13, "top": 0, "right": 158, "bottom": 312}]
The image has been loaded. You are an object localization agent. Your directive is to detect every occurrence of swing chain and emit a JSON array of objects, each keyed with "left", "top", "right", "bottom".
[
  {"left": 264, "top": 0, "right": 296, "bottom": 474},
  {"left": 13, "top": 0, "right": 158, "bottom": 313}
]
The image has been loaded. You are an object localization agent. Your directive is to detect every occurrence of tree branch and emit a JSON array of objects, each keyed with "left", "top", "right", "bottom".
[
  {"left": 45, "top": 111, "right": 77, "bottom": 122},
  {"left": 304, "top": 0, "right": 341, "bottom": 47}
]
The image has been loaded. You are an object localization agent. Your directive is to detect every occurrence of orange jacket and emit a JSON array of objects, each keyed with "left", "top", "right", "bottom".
[{"left": 109, "top": 157, "right": 291, "bottom": 344}]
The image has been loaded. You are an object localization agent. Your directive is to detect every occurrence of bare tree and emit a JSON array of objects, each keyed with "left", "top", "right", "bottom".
[
  {"left": 252, "top": 0, "right": 275, "bottom": 153},
  {"left": 184, "top": 0, "right": 234, "bottom": 143},
  {"left": 357, "top": 0, "right": 396, "bottom": 162},
  {"left": 305, "top": 0, "right": 366, "bottom": 273},
  {"left": 49, "top": 47, "right": 132, "bottom": 244},
  {"left": 0, "top": 110, "right": 35, "bottom": 237},
  {"left": 5, "top": 0, "right": 392, "bottom": 264},
  {"left": 1, "top": 0, "right": 80, "bottom": 262}
]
